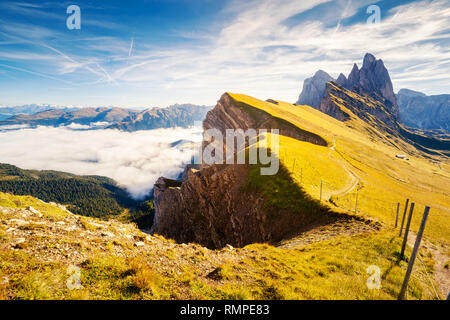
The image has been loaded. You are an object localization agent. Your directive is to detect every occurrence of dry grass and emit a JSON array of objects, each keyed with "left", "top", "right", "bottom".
[{"left": 228, "top": 92, "right": 450, "bottom": 243}]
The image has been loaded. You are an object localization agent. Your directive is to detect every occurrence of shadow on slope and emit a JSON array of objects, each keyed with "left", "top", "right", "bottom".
[{"left": 244, "top": 156, "right": 371, "bottom": 246}]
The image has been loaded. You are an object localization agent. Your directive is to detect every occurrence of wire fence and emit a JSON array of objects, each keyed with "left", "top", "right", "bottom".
[
  {"left": 287, "top": 162, "right": 450, "bottom": 229},
  {"left": 288, "top": 162, "right": 449, "bottom": 300}
]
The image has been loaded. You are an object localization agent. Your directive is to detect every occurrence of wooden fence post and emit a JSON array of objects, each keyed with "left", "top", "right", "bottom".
[
  {"left": 399, "top": 198, "right": 409, "bottom": 237},
  {"left": 395, "top": 202, "right": 400, "bottom": 228},
  {"left": 400, "top": 202, "right": 415, "bottom": 259},
  {"left": 398, "top": 206, "right": 430, "bottom": 300}
]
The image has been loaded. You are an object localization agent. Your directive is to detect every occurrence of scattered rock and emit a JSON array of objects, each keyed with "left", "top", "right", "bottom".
[
  {"left": 8, "top": 219, "right": 28, "bottom": 226},
  {"left": 27, "top": 206, "right": 42, "bottom": 217},
  {"left": 13, "top": 238, "right": 28, "bottom": 249},
  {"left": 101, "top": 231, "right": 115, "bottom": 238},
  {"left": 146, "top": 236, "right": 156, "bottom": 243},
  {"left": 134, "top": 241, "right": 145, "bottom": 247}
]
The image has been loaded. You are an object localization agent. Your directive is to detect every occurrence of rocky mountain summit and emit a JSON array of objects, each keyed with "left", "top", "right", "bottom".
[
  {"left": 336, "top": 53, "right": 398, "bottom": 118},
  {"left": 297, "top": 53, "right": 398, "bottom": 120},
  {"left": 296, "top": 70, "right": 334, "bottom": 108},
  {"left": 296, "top": 53, "right": 449, "bottom": 134}
]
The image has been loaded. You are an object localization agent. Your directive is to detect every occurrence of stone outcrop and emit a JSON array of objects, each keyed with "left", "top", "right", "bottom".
[
  {"left": 152, "top": 165, "right": 269, "bottom": 249},
  {"left": 296, "top": 70, "right": 334, "bottom": 108},
  {"left": 204, "top": 93, "right": 328, "bottom": 148}
]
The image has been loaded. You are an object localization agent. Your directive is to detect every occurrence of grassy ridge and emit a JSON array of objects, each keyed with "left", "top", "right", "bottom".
[{"left": 228, "top": 92, "right": 450, "bottom": 243}]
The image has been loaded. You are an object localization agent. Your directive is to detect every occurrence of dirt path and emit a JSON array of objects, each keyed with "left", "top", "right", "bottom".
[
  {"left": 277, "top": 218, "right": 380, "bottom": 249},
  {"left": 325, "top": 140, "right": 360, "bottom": 199},
  {"left": 327, "top": 161, "right": 359, "bottom": 198},
  {"left": 406, "top": 232, "right": 449, "bottom": 299}
]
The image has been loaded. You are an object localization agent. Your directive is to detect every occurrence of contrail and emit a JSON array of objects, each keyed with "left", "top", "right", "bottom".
[
  {"left": 0, "top": 63, "right": 72, "bottom": 84},
  {"left": 128, "top": 37, "right": 134, "bottom": 57}
]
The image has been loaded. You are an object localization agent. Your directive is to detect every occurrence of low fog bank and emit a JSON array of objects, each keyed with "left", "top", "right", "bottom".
[{"left": 0, "top": 125, "right": 203, "bottom": 199}]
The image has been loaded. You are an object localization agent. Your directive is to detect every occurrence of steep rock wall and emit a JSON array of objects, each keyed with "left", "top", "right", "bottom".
[{"left": 151, "top": 93, "right": 330, "bottom": 249}]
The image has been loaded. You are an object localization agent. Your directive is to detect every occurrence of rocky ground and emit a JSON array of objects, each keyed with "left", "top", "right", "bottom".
[{"left": 0, "top": 195, "right": 443, "bottom": 300}]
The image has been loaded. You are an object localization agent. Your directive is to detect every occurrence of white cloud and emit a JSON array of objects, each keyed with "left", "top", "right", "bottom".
[
  {"left": 0, "top": 126, "right": 203, "bottom": 199},
  {"left": 1, "top": 0, "right": 449, "bottom": 106},
  {"left": 103, "top": 0, "right": 450, "bottom": 102}
]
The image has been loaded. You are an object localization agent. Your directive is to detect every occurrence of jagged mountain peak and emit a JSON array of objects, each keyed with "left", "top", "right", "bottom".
[
  {"left": 296, "top": 53, "right": 399, "bottom": 121},
  {"left": 362, "top": 52, "right": 376, "bottom": 66},
  {"left": 351, "top": 53, "right": 398, "bottom": 114}
]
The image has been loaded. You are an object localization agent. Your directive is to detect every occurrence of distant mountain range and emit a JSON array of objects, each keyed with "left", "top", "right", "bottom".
[
  {"left": 0, "top": 104, "right": 212, "bottom": 131},
  {"left": 296, "top": 53, "right": 449, "bottom": 133},
  {"left": 0, "top": 104, "right": 77, "bottom": 120},
  {"left": 108, "top": 104, "right": 212, "bottom": 131},
  {"left": 396, "top": 89, "right": 449, "bottom": 132}
]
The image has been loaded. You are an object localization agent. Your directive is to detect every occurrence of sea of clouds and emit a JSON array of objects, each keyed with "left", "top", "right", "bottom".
[{"left": 0, "top": 125, "right": 203, "bottom": 199}]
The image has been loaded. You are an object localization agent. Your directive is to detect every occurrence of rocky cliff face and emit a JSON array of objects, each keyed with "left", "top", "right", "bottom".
[
  {"left": 151, "top": 93, "right": 330, "bottom": 249},
  {"left": 204, "top": 93, "right": 327, "bottom": 148},
  {"left": 296, "top": 70, "right": 334, "bottom": 108},
  {"left": 152, "top": 165, "right": 269, "bottom": 249},
  {"left": 317, "top": 83, "right": 450, "bottom": 152},
  {"left": 319, "top": 82, "right": 398, "bottom": 130},
  {"left": 397, "top": 89, "right": 450, "bottom": 132}
]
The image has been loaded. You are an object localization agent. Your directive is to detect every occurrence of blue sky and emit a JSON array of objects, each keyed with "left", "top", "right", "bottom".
[{"left": 0, "top": 0, "right": 449, "bottom": 108}]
